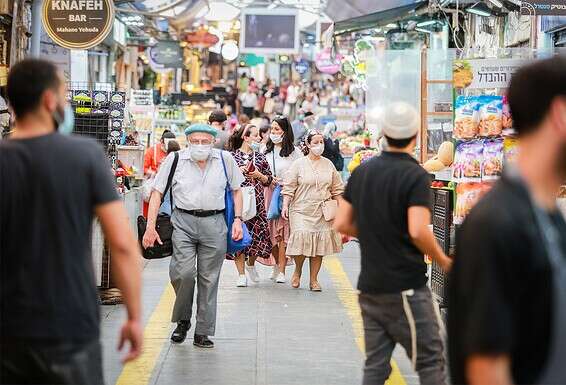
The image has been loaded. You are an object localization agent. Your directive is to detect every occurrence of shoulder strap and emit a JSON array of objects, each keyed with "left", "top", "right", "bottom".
[
  {"left": 272, "top": 146, "right": 277, "bottom": 178},
  {"left": 161, "top": 152, "right": 179, "bottom": 205},
  {"left": 220, "top": 151, "right": 229, "bottom": 187}
]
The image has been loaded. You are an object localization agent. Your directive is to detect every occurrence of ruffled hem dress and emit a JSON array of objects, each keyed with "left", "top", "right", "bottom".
[{"left": 282, "top": 156, "right": 344, "bottom": 257}]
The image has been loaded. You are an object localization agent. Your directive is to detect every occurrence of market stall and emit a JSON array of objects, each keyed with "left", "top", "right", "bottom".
[
  {"left": 424, "top": 49, "right": 553, "bottom": 307},
  {"left": 68, "top": 84, "right": 143, "bottom": 290}
]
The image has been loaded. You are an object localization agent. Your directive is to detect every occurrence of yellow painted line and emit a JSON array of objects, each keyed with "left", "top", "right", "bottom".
[
  {"left": 115, "top": 284, "right": 176, "bottom": 385},
  {"left": 325, "top": 256, "right": 407, "bottom": 385}
]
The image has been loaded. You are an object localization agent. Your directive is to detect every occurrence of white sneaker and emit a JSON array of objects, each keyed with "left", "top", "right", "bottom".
[
  {"left": 246, "top": 264, "right": 260, "bottom": 283},
  {"left": 275, "top": 272, "right": 286, "bottom": 283},
  {"left": 270, "top": 266, "right": 279, "bottom": 281},
  {"left": 236, "top": 274, "right": 247, "bottom": 287}
]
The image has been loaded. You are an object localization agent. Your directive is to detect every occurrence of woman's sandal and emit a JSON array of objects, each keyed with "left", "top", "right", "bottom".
[
  {"left": 309, "top": 282, "right": 322, "bottom": 292},
  {"left": 291, "top": 273, "right": 301, "bottom": 289}
]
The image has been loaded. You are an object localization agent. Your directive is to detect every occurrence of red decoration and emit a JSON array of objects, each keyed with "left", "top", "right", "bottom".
[{"left": 184, "top": 28, "right": 219, "bottom": 48}]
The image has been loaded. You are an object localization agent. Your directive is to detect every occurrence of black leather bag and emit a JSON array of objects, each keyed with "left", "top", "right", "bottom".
[{"left": 137, "top": 152, "right": 179, "bottom": 259}]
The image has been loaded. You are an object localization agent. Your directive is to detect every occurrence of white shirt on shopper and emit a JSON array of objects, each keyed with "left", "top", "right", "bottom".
[
  {"left": 286, "top": 85, "right": 299, "bottom": 104},
  {"left": 265, "top": 145, "right": 303, "bottom": 181},
  {"left": 240, "top": 92, "right": 258, "bottom": 108}
]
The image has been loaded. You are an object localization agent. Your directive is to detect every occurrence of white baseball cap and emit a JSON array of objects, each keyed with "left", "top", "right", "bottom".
[{"left": 381, "top": 102, "right": 419, "bottom": 140}]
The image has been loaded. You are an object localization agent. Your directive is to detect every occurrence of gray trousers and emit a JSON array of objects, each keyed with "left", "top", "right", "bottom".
[
  {"left": 359, "top": 286, "right": 447, "bottom": 385},
  {"left": 170, "top": 210, "right": 227, "bottom": 336}
]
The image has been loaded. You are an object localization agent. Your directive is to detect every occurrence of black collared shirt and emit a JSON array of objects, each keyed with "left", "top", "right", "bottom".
[
  {"left": 448, "top": 175, "right": 566, "bottom": 385},
  {"left": 344, "top": 151, "right": 432, "bottom": 294}
]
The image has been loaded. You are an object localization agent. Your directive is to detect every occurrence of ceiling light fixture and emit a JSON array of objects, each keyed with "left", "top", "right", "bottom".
[
  {"left": 465, "top": 2, "right": 493, "bottom": 17},
  {"left": 415, "top": 27, "right": 431, "bottom": 33},
  {"left": 487, "top": 0, "right": 503, "bottom": 7},
  {"left": 417, "top": 20, "right": 437, "bottom": 27}
]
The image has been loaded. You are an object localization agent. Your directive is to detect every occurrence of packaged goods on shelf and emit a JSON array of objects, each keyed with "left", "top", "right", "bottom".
[
  {"left": 482, "top": 139, "right": 504, "bottom": 181},
  {"left": 454, "top": 96, "right": 480, "bottom": 139},
  {"left": 504, "top": 137, "right": 519, "bottom": 165},
  {"left": 454, "top": 182, "right": 493, "bottom": 225},
  {"left": 478, "top": 95, "right": 503, "bottom": 137},
  {"left": 453, "top": 140, "right": 483, "bottom": 182}
]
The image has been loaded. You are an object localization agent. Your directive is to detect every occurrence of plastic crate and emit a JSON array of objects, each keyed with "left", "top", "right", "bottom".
[{"left": 431, "top": 189, "right": 453, "bottom": 306}]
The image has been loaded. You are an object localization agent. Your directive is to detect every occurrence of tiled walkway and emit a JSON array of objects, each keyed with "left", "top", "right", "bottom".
[{"left": 100, "top": 243, "right": 420, "bottom": 385}]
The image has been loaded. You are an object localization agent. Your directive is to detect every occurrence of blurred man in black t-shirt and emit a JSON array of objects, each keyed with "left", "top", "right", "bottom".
[
  {"left": 0, "top": 59, "right": 142, "bottom": 384},
  {"left": 448, "top": 57, "right": 566, "bottom": 385},
  {"left": 335, "top": 102, "right": 452, "bottom": 385}
]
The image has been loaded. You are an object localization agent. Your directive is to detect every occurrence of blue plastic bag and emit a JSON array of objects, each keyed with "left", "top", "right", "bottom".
[
  {"left": 267, "top": 184, "right": 283, "bottom": 220},
  {"left": 220, "top": 152, "right": 253, "bottom": 253}
]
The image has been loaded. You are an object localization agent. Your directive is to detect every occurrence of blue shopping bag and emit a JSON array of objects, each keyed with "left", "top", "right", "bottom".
[
  {"left": 267, "top": 184, "right": 283, "bottom": 220},
  {"left": 220, "top": 152, "right": 252, "bottom": 253}
]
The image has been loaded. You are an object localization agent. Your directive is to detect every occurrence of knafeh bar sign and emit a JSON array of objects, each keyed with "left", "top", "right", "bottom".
[{"left": 42, "top": 0, "right": 114, "bottom": 49}]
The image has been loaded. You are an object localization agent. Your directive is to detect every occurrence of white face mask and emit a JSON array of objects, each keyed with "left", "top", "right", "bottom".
[
  {"left": 311, "top": 144, "right": 324, "bottom": 156},
  {"left": 250, "top": 141, "right": 261, "bottom": 152},
  {"left": 270, "top": 133, "right": 283, "bottom": 144},
  {"left": 189, "top": 144, "right": 212, "bottom": 161}
]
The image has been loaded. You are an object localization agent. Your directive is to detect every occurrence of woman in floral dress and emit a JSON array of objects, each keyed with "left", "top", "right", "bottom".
[{"left": 227, "top": 124, "right": 273, "bottom": 287}]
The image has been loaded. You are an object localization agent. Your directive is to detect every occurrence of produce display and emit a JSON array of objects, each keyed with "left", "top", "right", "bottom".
[
  {"left": 347, "top": 148, "right": 379, "bottom": 173},
  {"left": 423, "top": 141, "right": 454, "bottom": 172},
  {"left": 338, "top": 133, "right": 366, "bottom": 156}
]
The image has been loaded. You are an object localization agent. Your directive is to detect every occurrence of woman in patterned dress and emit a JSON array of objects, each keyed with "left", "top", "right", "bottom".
[{"left": 227, "top": 124, "right": 273, "bottom": 287}]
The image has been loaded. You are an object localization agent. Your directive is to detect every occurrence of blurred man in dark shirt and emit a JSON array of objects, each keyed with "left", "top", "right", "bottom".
[{"left": 0, "top": 59, "right": 142, "bottom": 384}]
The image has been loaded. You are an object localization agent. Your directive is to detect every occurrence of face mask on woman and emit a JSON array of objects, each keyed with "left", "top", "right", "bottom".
[
  {"left": 250, "top": 141, "right": 261, "bottom": 152},
  {"left": 270, "top": 133, "right": 283, "bottom": 144},
  {"left": 311, "top": 143, "right": 324, "bottom": 156},
  {"left": 189, "top": 144, "right": 212, "bottom": 161}
]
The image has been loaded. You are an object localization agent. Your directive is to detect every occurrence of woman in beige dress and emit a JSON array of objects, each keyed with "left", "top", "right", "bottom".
[{"left": 281, "top": 131, "right": 344, "bottom": 291}]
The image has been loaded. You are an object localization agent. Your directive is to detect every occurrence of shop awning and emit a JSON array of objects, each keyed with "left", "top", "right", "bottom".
[{"left": 332, "top": 1, "right": 428, "bottom": 36}]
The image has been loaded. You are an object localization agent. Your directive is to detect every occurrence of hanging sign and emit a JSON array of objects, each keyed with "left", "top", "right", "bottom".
[
  {"left": 42, "top": 0, "right": 114, "bottom": 49},
  {"left": 315, "top": 48, "right": 342, "bottom": 74},
  {"left": 453, "top": 58, "right": 527, "bottom": 89},
  {"left": 521, "top": 0, "right": 566, "bottom": 16},
  {"left": 294, "top": 59, "right": 309, "bottom": 75},
  {"left": 149, "top": 41, "right": 184, "bottom": 69}
]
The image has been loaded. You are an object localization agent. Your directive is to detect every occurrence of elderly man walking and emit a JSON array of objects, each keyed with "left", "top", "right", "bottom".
[{"left": 143, "top": 123, "right": 245, "bottom": 348}]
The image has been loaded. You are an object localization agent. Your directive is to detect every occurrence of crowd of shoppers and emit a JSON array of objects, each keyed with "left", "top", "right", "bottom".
[{"left": 2, "top": 56, "right": 565, "bottom": 385}]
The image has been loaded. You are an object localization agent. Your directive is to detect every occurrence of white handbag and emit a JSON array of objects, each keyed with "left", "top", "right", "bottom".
[{"left": 241, "top": 186, "right": 257, "bottom": 221}]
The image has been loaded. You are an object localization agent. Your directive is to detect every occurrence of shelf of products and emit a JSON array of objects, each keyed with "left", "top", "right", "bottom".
[
  {"left": 183, "top": 99, "right": 217, "bottom": 124},
  {"left": 154, "top": 105, "right": 188, "bottom": 148}
]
